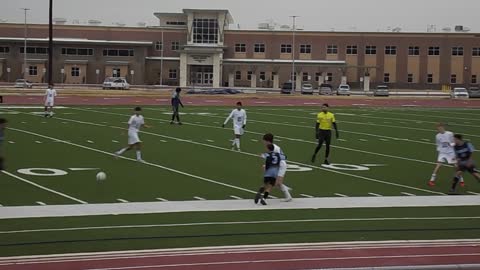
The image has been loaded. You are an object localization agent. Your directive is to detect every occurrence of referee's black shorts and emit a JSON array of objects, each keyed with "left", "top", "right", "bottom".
[{"left": 318, "top": 129, "right": 332, "bottom": 143}]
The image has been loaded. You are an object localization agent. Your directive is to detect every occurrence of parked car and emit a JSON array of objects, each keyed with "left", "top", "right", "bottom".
[
  {"left": 301, "top": 83, "right": 314, "bottom": 95},
  {"left": 103, "top": 77, "right": 130, "bottom": 90},
  {"left": 281, "top": 82, "right": 294, "bottom": 94},
  {"left": 319, "top": 83, "right": 333, "bottom": 95},
  {"left": 337, "top": 84, "right": 351, "bottom": 96},
  {"left": 14, "top": 79, "right": 33, "bottom": 88},
  {"left": 451, "top": 87, "right": 469, "bottom": 99},
  {"left": 468, "top": 87, "right": 480, "bottom": 98},
  {"left": 374, "top": 85, "right": 390, "bottom": 97}
]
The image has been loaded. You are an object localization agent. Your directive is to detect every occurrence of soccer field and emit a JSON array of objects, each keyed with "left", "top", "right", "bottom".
[{"left": 1, "top": 105, "right": 480, "bottom": 257}]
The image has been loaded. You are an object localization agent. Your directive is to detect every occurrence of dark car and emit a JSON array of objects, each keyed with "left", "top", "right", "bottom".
[
  {"left": 468, "top": 87, "right": 480, "bottom": 98},
  {"left": 281, "top": 82, "right": 294, "bottom": 94}
]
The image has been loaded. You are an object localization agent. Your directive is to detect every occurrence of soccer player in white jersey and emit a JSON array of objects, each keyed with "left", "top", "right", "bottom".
[
  {"left": 263, "top": 133, "right": 293, "bottom": 202},
  {"left": 429, "top": 123, "right": 464, "bottom": 187},
  {"left": 222, "top": 102, "right": 247, "bottom": 151},
  {"left": 115, "top": 107, "right": 150, "bottom": 162},
  {"left": 44, "top": 84, "right": 57, "bottom": 118}
]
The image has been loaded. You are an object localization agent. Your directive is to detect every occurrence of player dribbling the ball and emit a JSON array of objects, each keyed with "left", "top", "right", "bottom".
[{"left": 115, "top": 107, "right": 150, "bottom": 162}]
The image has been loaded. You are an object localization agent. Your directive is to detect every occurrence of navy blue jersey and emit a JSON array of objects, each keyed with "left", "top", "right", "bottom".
[
  {"left": 171, "top": 92, "right": 182, "bottom": 106},
  {"left": 262, "top": 151, "right": 281, "bottom": 178},
  {"left": 454, "top": 142, "right": 475, "bottom": 161}
]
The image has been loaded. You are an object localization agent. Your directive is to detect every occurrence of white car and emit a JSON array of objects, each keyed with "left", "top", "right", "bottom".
[
  {"left": 14, "top": 79, "right": 33, "bottom": 88},
  {"left": 301, "top": 83, "right": 314, "bottom": 95},
  {"left": 337, "top": 84, "right": 351, "bottom": 96},
  {"left": 103, "top": 77, "right": 130, "bottom": 90},
  {"left": 451, "top": 87, "right": 469, "bottom": 99}
]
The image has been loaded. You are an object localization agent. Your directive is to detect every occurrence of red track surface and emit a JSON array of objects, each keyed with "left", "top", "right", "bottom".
[
  {"left": 0, "top": 241, "right": 479, "bottom": 270},
  {"left": 3, "top": 95, "right": 480, "bottom": 107}
]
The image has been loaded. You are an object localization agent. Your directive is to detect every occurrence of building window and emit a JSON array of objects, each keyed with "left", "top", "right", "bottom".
[
  {"left": 235, "top": 71, "right": 242, "bottom": 80},
  {"left": 169, "top": 69, "right": 177, "bottom": 79},
  {"left": 20, "top": 47, "right": 48, "bottom": 54},
  {"left": 254, "top": 43, "right": 265, "bottom": 53},
  {"left": 71, "top": 67, "right": 80, "bottom": 77},
  {"left": 61, "top": 48, "right": 94, "bottom": 56},
  {"left": 452, "top": 47, "right": 464, "bottom": 56},
  {"left": 155, "top": 41, "right": 163, "bottom": 51},
  {"left": 365, "top": 46, "right": 377, "bottom": 55},
  {"left": 385, "top": 46, "right": 397, "bottom": 55},
  {"left": 428, "top": 46, "right": 440, "bottom": 56},
  {"left": 28, "top": 66, "right": 38, "bottom": 76},
  {"left": 327, "top": 45, "right": 338, "bottom": 54},
  {"left": 315, "top": 72, "right": 321, "bottom": 81},
  {"left": 302, "top": 72, "right": 309, "bottom": 81},
  {"left": 112, "top": 68, "right": 121, "bottom": 77},
  {"left": 103, "top": 49, "right": 134, "bottom": 57},
  {"left": 473, "top": 48, "right": 480, "bottom": 56},
  {"left": 171, "top": 42, "right": 180, "bottom": 51},
  {"left": 235, "top": 43, "right": 246, "bottom": 53},
  {"left": 247, "top": 71, "right": 253, "bottom": 81},
  {"left": 290, "top": 72, "right": 297, "bottom": 81},
  {"left": 407, "top": 74, "right": 414, "bottom": 83},
  {"left": 166, "top": 21, "right": 186, "bottom": 26},
  {"left": 193, "top": 18, "right": 219, "bottom": 44},
  {"left": 408, "top": 46, "right": 420, "bottom": 56},
  {"left": 300, "top": 44, "right": 312, "bottom": 54},
  {"left": 346, "top": 45, "right": 357, "bottom": 55},
  {"left": 326, "top": 73, "right": 333, "bottom": 82},
  {"left": 472, "top": 75, "right": 478, "bottom": 84},
  {"left": 384, "top": 73, "right": 390, "bottom": 83},
  {"left": 259, "top": 72, "right": 266, "bottom": 81},
  {"left": 281, "top": 44, "right": 292, "bottom": 53},
  {"left": 0, "top": 46, "right": 10, "bottom": 54},
  {"left": 427, "top": 74, "right": 433, "bottom": 84},
  {"left": 450, "top": 74, "right": 457, "bottom": 84}
]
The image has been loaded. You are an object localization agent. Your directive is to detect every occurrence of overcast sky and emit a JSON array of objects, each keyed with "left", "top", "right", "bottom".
[{"left": 1, "top": 0, "right": 479, "bottom": 32}]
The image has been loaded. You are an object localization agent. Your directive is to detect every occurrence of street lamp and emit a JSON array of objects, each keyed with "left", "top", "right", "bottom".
[
  {"left": 21, "top": 8, "right": 30, "bottom": 88},
  {"left": 290, "top": 15, "right": 299, "bottom": 93}
]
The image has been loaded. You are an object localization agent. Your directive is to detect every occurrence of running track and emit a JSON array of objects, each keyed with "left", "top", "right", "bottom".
[
  {"left": 0, "top": 241, "right": 479, "bottom": 270},
  {"left": 3, "top": 94, "right": 480, "bottom": 107}
]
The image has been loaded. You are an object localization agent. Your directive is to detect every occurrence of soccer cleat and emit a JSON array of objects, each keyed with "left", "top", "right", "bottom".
[
  {"left": 137, "top": 159, "right": 146, "bottom": 163},
  {"left": 460, "top": 182, "right": 465, "bottom": 187},
  {"left": 260, "top": 199, "right": 267, "bottom": 205},
  {"left": 428, "top": 181, "right": 436, "bottom": 187},
  {"left": 254, "top": 192, "right": 262, "bottom": 204},
  {"left": 311, "top": 155, "right": 316, "bottom": 163},
  {"left": 324, "top": 159, "right": 330, "bottom": 165}
]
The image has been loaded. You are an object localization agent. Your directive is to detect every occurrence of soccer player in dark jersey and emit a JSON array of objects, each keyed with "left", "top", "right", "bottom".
[
  {"left": 170, "top": 87, "right": 184, "bottom": 125},
  {"left": 0, "top": 118, "right": 7, "bottom": 170},
  {"left": 311, "top": 104, "right": 339, "bottom": 165},
  {"left": 451, "top": 134, "right": 480, "bottom": 193},
  {"left": 254, "top": 144, "right": 281, "bottom": 205}
]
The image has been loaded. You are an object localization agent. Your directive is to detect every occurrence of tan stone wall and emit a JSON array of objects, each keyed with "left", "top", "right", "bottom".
[
  {"left": 105, "top": 65, "right": 129, "bottom": 78},
  {"left": 384, "top": 55, "right": 397, "bottom": 82},
  {"left": 407, "top": 56, "right": 420, "bottom": 83},
  {"left": 427, "top": 56, "right": 440, "bottom": 84},
  {"left": 299, "top": 54, "right": 311, "bottom": 60},
  {"left": 364, "top": 55, "right": 377, "bottom": 82},
  {"left": 346, "top": 55, "right": 358, "bottom": 82},
  {"left": 22, "top": 63, "right": 45, "bottom": 83},
  {"left": 253, "top": 53, "right": 266, "bottom": 59},
  {"left": 280, "top": 53, "right": 291, "bottom": 60},
  {"left": 326, "top": 54, "right": 338, "bottom": 61},
  {"left": 450, "top": 56, "right": 464, "bottom": 84},
  {"left": 64, "top": 64, "right": 87, "bottom": 84}
]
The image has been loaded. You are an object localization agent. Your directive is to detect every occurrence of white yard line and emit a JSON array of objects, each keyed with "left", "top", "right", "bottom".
[
  {"left": 87, "top": 140, "right": 94, "bottom": 144},
  {"left": 359, "top": 139, "right": 368, "bottom": 142},
  {"left": 300, "top": 194, "right": 315, "bottom": 198},
  {"left": 8, "top": 127, "right": 259, "bottom": 197},
  {"left": 35, "top": 141, "right": 42, "bottom": 144},
  {"left": 36, "top": 201, "right": 47, "bottom": 206},
  {"left": 1, "top": 171, "right": 88, "bottom": 204},
  {"left": 117, "top": 199, "right": 129, "bottom": 203},
  {"left": 112, "top": 140, "right": 119, "bottom": 143},
  {"left": 368, "top": 193, "right": 383, "bottom": 197},
  {"left": 206, "top": 139, "right": 215, "bottom": 142},
  {"left": 156, "top": 198, "right": 169, "bottom": 202},
  {"left": 467, "top": 191, "right": 480, "bottom": 195},
  {"left": 401, "top": 192, "right": 416, "bottom": 196},
  {"left": 230, "top": 195, "right": 243, "bottom": 200},
  {"left": 7, "top": 141, "right": 15, "bottom": 144},
  {"left": 194, "top": 196, "right": 206, "bottom": 201},
  {"left": 47, "top": 109, "right": 446, "bottom": 196},
  {"left": 334, "top": 193, "right": 348, "bottom": 197}
]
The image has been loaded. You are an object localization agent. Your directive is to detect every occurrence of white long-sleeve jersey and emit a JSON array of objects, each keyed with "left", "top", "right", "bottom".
[{"left": 224, "top": 109, "right": 247, "bottom": 128}]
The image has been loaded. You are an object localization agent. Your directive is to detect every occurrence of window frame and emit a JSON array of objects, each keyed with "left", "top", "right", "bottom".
[
  {"left": 365, "top": 45, "right": 377, "bottom": 55},
  {"left": 280, "top": 44, "right": 292, "bottom": 54},
  {"left": 300, "top": 44, "right": 312, "bottom": 54},
  {"left": 327, "top": 45, "right": 338, "bottom": 54},
  {"left": 254, "top": 43, "right": 266, "bottom": 53},
  {"left": 408, "top": 46, "right": 420, "bottom": 56},
  {"left": 346, "top": 45, "right": 358, "bottom": 55}
]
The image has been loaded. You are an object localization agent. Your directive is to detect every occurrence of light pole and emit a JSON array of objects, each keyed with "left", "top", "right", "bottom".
[
  {"left": 290, "top": 16, "right": 299, "bottom": 93},
  {"left": 21, "top": 8, "right": 30, "bottom": 87},
  {"left": 48, "top": 0, "right": 53, "bottom": 85}
]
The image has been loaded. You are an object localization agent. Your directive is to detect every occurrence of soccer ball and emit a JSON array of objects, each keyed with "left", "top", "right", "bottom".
[{"left": 96, "top": 172, "right": 107, "bottom": 181}]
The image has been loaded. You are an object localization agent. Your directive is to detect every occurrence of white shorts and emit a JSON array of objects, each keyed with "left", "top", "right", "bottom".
[
  {"left": 278, "top": 162, "right": 287, "bottom": 177},
  {"left": 437, "top": 153, "right": 456, "bottom": 164},
  {"left": 234, "top": 126, "right": 244, "bottom": 136},
  {"left": 128, "top": 131, "right": 141, "bottom": 145},
  {"left": 45, "top": 99, "right": 54, "bottom": 107}
]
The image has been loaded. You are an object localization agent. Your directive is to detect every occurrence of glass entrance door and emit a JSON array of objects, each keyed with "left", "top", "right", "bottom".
[{"left": 190, "top": 65, "right": 214, "bottom": 86}]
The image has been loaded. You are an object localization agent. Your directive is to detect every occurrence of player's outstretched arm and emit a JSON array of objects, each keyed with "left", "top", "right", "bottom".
[{"left": 223, "top": 110, "right": 233, "bottom": 127}]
